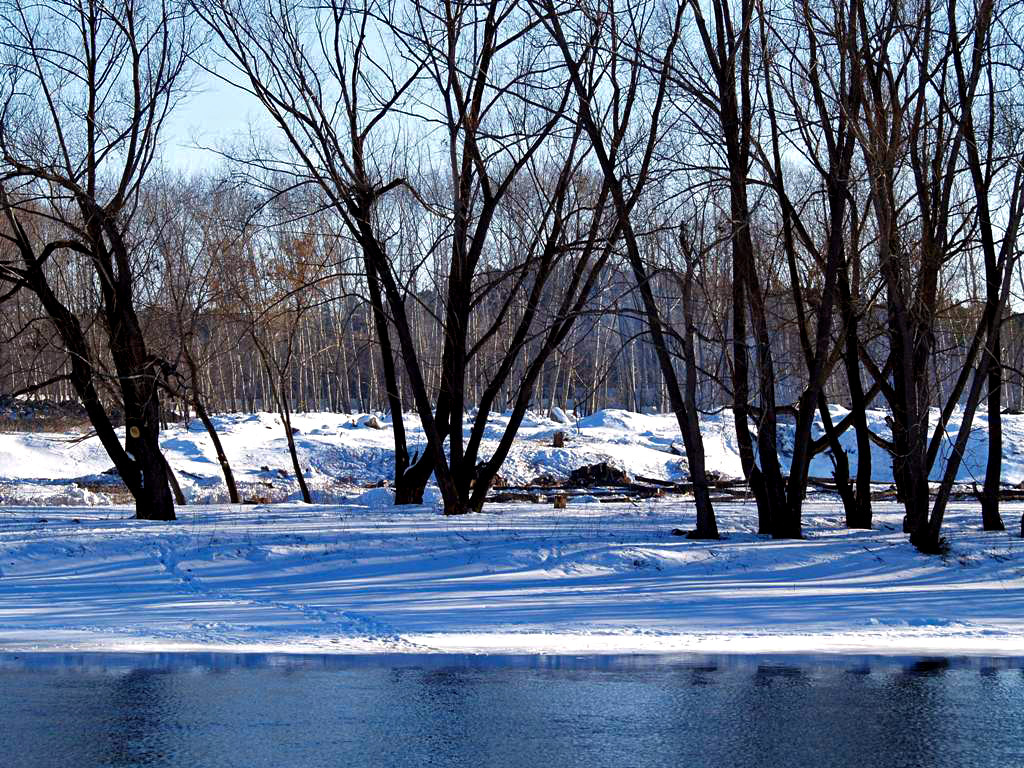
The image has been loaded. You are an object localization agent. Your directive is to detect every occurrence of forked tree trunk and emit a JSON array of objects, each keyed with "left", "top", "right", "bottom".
[
  {"left": 126, "top": 405, "right": 177, "bottom": 521},
  {"left": 361, "top": 242, "right": 435, "bottom": 506}
]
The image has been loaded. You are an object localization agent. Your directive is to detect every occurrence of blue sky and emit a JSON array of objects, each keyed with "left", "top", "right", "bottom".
[{"left": 161, "top": 70, "right": 271, "bottom": 172}]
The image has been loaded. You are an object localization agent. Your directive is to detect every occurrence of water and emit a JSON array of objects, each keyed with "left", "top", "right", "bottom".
[{"left": 1, "top": 652, "right": 1022, "bottom": 768}]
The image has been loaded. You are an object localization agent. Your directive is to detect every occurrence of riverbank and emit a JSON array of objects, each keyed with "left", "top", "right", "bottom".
[{"left": 1, "top": 500, "right": 1021, "bottom": 655}]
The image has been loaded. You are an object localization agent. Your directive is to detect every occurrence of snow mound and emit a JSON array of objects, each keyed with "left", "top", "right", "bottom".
[
  {"left": 549, "top": 406, "right": 572, "bottom": 424},
  {"left": 350, "top": 487, "right": 395, "bottom": 508},
  {"left": 0, "top": 482, "right": 111, "bottom": 506}
]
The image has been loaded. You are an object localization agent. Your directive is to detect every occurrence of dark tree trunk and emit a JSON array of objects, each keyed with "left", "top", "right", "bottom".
[
  {"left": 622, "top": 231, "right": 717, "bottom": 538},
  {"left": 96, "top": 219, "right": 177, "bottom": 522},
  {"left": 126, "top": 403, "right": 176, "bottom": 521},
  {"left": 980, "top": 308, "right": 1006, "bottom": 531},
  {"left": 693, "top": 0, "right": 788, "bottom": 537},
  {"left": 11, "top": 227, "right": 176, "bottom": 522},
  {"left": 363, "top": 234, "right": 466, "bottom": 515},
  {"left": 840, "top": 273, "right": 873, "bottom": 529},
  {"left": 194, "top": 395, "right": 240, "bottom": 504},
  {"left": 185, "top": 350, "right": 240, "bottom": 504},
  {"left": 677, "top": 225, "right": 718, "bottom": 538},
  {"left": 360, "top": 240, "right": 434, "bottom": 506},
  {"left": 163, "top": 453, "right": 186, "bottom": 506},
  {"left": 913, "top": 0, "right": 1024, "bottom": 549},
  {"left": 394, "top": 453, "right": 435, "bottom": 505},
  {"left": 393, "top": 391, "right": 445, "bottom": 506},
  {"left": 817, "top": 396, "right": 857, "bottom": 526},
  {"left": 540, "top": 1, "right": 717, "bottom": 537},
  {"left": 278, "top": 385, "right": 312, "bottom": 504},
  {"left": 356, "top": 222, "right": 464, "bottom": 514}
]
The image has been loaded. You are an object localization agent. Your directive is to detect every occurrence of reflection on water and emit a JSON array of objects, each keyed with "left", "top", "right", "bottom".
[{"left": 1, "top": 652, "right": 1022, "bottom": 768}]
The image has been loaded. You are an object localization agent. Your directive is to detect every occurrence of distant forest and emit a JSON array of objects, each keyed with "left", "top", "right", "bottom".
[{"left": 8, "top": 253, "right": 1024, "bottom": 419}]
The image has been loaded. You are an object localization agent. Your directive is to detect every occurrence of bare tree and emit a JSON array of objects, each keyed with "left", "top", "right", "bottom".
[
  {"left": 845, "top": 0, "right": 1024, "bottom": 551},
  {"left": 659, "top": 0, "right": 795, "bottom": 536},
  {"left": 529, "top": 0, "right": 719, "bottom": 538},
  {"left": 192, "top": 0, "right": 445, "bottom": 503},
  {"left": 219, "top": 214, "right": 340, "bottom": 504},
  {"left": 907, "top": 0, "right": 1024, "bottom": 550},
  {"left": 197, "top": 0, "right": 625, "bottom": 515},
  {"left": 754, "top": 0, "right": 871, "bottom": 529},
  {"left": 149, "top": 175, "right": 241, "bottom": 504},
  {"left": 0, "top": 0, "right": 193, "bottom": 520}
]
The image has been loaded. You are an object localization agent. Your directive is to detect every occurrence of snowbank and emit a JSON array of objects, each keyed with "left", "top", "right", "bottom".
[{"left": 2, "top": 407, "right": 1023, "bottom": 507}]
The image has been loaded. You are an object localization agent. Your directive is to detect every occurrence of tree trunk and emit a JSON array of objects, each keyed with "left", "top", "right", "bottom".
[
  {"left": 816, "top": 396, "right": 858, "bottom": 527},
  {"left": 184, "top": 347, "right": 240, "bottom": 504},
  {"left": 127, "top": 412, "right": 177, "bottom": 521},
  {"left": 163, "top": 453, "right": 186, "bottom": 506},
  {"left": 678, "top": 227, "right": 718, "bottom": 539},
  {"left": 841, "top": 277, "right": 873, "bottom": 528},
  {"left": 980, "top": 323, "right": 1006, "bottom": 531},
  {"left": 195, "top": 395, "right": 240, "bottom": 504},
  {"left": 278, "top": 384, "right": 312, "bottom": 504}
]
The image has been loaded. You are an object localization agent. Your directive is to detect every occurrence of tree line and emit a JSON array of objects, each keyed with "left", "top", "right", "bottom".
[{"left": 1, "top": 0, "right": 1021, "bottom": 553}]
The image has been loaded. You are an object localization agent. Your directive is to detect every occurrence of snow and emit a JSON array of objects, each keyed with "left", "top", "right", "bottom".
[
  {"left": 549, "top": 406, "right": 572, "bottom": 424},
  {"left": 0, "top": 407, "right": 1022, "bottom": 656},
  {"left": 2, "top": 407, "right": 1024, "bottom": 505},
  {"left": 0, "top": 500, "right": 1021, "bottom": 656}
]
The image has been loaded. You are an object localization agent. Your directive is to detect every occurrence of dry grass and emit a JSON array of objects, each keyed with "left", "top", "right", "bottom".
[{"left": 0, "top": 415, "right": 93, "bottom": 433}]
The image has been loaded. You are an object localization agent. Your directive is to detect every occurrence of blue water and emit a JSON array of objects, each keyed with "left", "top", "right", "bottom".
[{"left": 1, "top": 653, "right": 1022, "bottom": 767}]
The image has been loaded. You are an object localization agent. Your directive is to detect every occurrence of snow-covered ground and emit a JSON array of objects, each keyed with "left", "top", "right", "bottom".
[
  {"left": 3, "top": 406, "right": 1024, "bottom": 507},
  {"left": 0, "top": 408, "right": 1022, "bottom": 656},
  {"left": 0, "top": 500, "right": 1021, "bottom": 656}
]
